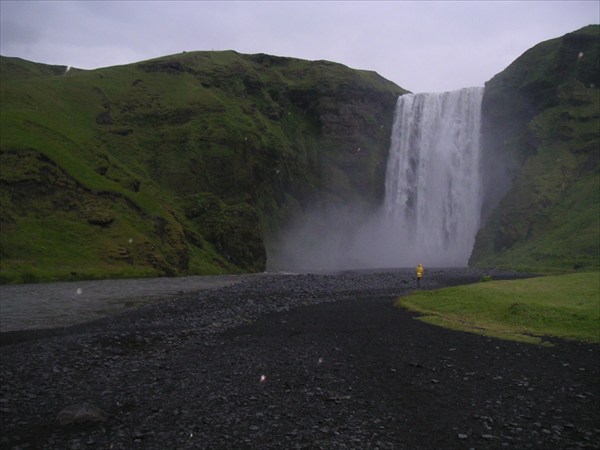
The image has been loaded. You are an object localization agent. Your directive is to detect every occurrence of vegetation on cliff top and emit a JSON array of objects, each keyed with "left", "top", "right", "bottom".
[{"left": 0, "top": 51, "right": 405, "bottom": 283}]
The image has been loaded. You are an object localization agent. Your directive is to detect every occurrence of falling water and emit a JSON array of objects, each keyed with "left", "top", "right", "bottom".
[
  {"left": 267, "top": 87, "right": 484, "bottom": 272},
  {"left": 382, "top": 87, "right": 484, "bottom": 267}
]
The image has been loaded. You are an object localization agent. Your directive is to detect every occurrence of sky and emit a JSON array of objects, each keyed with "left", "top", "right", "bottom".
[{"left": 1, "top": 1, "right": 598, "bottom": 93}]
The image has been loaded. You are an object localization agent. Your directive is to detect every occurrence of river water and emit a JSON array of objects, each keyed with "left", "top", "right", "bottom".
[{"left": 0, "top": 274, "right": 260, "bottom": 332}]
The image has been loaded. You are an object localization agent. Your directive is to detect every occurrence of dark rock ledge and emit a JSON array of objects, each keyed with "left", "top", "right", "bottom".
[{"left": 1, "top": 269, "right": 598, "bottom": 449}]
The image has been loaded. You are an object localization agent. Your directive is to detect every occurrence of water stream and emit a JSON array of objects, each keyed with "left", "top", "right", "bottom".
[{"left": 0, "top": 274, "right": 257, "bottom": 332}]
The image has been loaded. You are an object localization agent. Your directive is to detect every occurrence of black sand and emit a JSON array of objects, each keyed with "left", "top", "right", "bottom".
[{"left": 1, "top": 270, "right": 598, "bottom": 449}]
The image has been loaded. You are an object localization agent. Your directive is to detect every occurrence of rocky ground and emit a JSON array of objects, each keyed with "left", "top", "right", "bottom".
[{"left": 1, "top": 269, "right": 598, "bottom": 449}]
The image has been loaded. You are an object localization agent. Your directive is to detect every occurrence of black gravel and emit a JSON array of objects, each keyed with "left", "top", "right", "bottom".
[{"left": 1, "top": 269, "right": 598, "bottom": 449}]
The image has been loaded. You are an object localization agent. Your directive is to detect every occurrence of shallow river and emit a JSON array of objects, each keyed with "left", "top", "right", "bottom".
[{"left": 0, "top": 274, "right": 260, "bottom": 332}]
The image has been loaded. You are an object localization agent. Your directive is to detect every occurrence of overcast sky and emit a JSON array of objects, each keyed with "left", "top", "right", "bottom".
[{"left": 1, "top": 1, "right": 597, "bottom": 93}]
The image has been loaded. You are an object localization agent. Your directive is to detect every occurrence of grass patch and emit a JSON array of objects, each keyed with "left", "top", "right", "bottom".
[{"left": 395, "top": 272, "right": 600, "bottom": 345}]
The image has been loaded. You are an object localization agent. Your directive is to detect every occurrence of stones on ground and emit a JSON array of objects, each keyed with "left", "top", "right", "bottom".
[
  {"left": 57, "top": 403, "right": 107, "bottom": 426},
  {"left": 1, "top": 270, "right": 597, "bottom": 449}
]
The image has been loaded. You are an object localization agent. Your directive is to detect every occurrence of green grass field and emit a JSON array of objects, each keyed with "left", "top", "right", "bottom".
[{"left": 395, "top": 272, "right": 600, "bottom": 345}]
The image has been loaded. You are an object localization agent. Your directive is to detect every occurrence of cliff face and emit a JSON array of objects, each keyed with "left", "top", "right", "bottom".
[
  {"left": 0, "top": 52, "right": 406, "bottom": 282},
  {"left": 471, "top": 25, "right": 599, "bottom": 271}
]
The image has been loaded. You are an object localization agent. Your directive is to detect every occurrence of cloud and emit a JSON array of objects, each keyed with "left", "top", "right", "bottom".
[{"left": 0, "top": 0, "right": 598, "bottom": 92}]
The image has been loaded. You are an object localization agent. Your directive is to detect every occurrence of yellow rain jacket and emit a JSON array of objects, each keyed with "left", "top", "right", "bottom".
[{"left": 416, "top": 264, "right": 424, "bottom": 279}]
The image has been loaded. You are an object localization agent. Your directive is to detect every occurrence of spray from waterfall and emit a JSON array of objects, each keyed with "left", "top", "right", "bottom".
[{"left": 268, "top": 87, "right": 485, "bottom": 272}]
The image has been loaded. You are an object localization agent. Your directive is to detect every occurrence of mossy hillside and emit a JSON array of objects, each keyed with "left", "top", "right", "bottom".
[
  {"left": 1, "top": 65, "right": 208, "bottom": 282},
  {"left": 1, "top": 52, "right": 405, "bottom": 282},
  {"left": 0, "top": 148, "right": 232, "bottom": 283},
  {"left": 472, "top": 25, "right": 600, "bottom": 272}
]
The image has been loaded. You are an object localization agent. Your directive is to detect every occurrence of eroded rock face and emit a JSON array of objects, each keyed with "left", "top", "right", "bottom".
[{"left": 314, "top": 87, "right": 401, "bottom": 205}]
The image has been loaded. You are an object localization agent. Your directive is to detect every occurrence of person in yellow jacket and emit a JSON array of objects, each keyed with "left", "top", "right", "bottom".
[{"left": 416, "top": 263, "right": 424, "bottom": 287}]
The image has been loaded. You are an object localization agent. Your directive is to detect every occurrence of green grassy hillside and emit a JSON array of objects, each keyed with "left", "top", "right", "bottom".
[
  {"left": 471, "top": 25, "right": 599, "bottom": 272},
  {"left": 0, "top": 51, "right": 405, "bottom": 283}
]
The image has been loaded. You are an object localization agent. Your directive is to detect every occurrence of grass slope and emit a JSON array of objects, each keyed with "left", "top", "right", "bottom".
[
  {"left": 472, "top": 25, "right": 600, "bottom": 273},
  {"left": 396, "top": 272, "right": 600, "bottom": 345},
  {"left": 0, "top": 52, "right": 404, "bottom": 283}
]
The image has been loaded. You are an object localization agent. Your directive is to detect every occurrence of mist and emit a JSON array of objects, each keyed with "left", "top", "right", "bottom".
[
  {"left": 266, "top": 200, "right": 476, "bottom": 273},
  {"left": 266, "top": 203, "right": 402, "bottom": 273},
  {"left": 268, "top": 87, "right": 492, "bottom": 273}
]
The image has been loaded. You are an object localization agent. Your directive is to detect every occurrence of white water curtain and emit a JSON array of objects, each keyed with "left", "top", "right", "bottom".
[
  {"left": 382, "top": 87, "right": 484, "bottom": 267},
  {"left": 268, "top": 87, "right": 484, "bottom": 272}
]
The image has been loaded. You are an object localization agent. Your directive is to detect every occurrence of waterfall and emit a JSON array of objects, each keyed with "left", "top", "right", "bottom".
[
  {"left": 267, "top": 87, "right": 484, "bottom": 272},
  {"left": 382, "top": 87, "right": 484, "bottom": 267}
]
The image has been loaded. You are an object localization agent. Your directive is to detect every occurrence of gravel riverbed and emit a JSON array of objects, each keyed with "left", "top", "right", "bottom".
[{"left": 1, "top": 269, "right": 598, "bottom": 449}]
